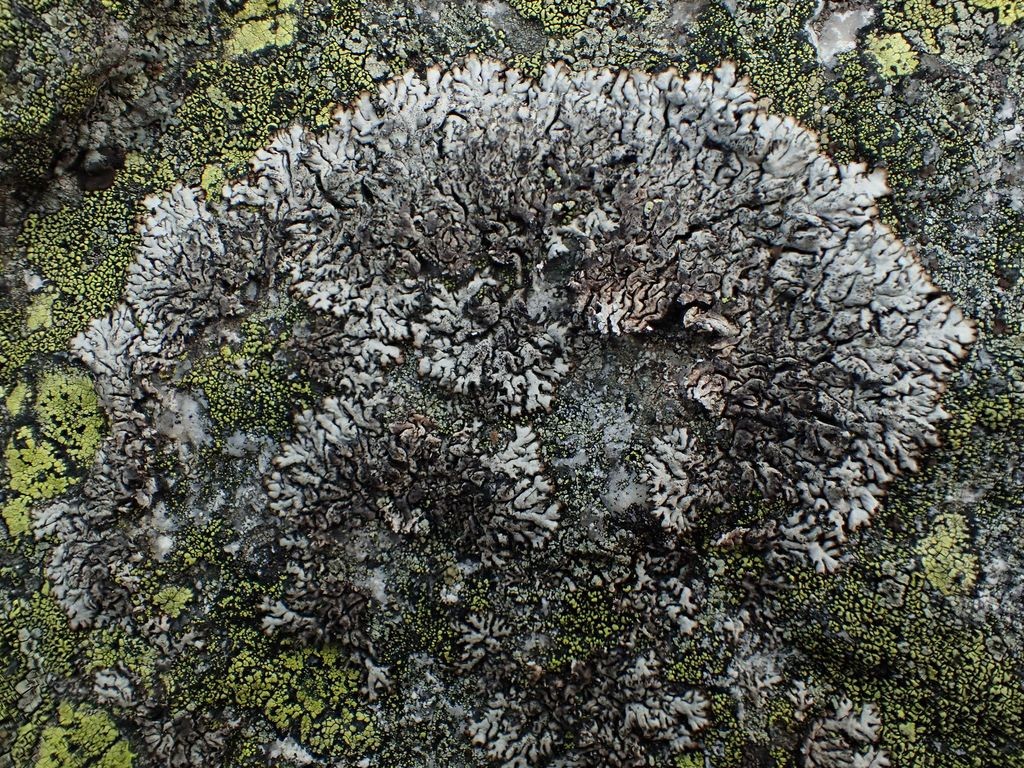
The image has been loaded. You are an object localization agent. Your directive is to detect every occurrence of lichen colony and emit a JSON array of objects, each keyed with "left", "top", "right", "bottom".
[{"left": 1, "top": 2, "right": 1022, "bottom": 767}]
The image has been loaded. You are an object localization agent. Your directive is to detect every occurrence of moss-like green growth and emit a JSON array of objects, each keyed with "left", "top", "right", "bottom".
[
  {"left": 34, "top": 370, "right": 104, "bottom": 464},
  {"left": 866, "top": 32, "right": 920, "bottom": 79},
  {"left": 34, "top": 702, "right": 133, "bottom": 768},
  {"left": 183, "top": 316, "right": 311, "bottom": 437},
  {"left": 549, "top": 587, "right": 630, "bottom": 668},
  {"left": 508, "top": 0, "right": 598, "bottom": 36},
  {"left": 225, "top": 631, "right": 379, "bottom": 758},
  {"left": 918, "top": 512, "right": 980, "bottom": 596}
]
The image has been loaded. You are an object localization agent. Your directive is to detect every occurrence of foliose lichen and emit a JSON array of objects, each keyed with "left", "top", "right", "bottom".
[
  {"left": 25, "top": 56, "right": 974, "bottom": 766},
  {"left": 1, "top": 1, "right": 1022, "bottom": 766}
]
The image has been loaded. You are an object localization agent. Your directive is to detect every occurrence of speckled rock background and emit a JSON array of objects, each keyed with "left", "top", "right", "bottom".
[{"left": 0, "top": 1, "right": 1022, "bottom": 767}]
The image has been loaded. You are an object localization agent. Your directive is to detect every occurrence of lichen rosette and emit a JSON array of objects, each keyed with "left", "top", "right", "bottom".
[{"left": 37, "top": 58, "right": 974, "bottom": 765}]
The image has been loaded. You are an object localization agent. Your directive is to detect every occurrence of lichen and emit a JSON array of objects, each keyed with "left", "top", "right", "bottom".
[
  {"left": 182, "top": 316, "right": 312, "bottom": 437},
  {"left": 34, "top": 702, "right": 133, "bottom": 768},
  {"left": 866, "top": 31, "right": 920, "bottom": 79},
  {"left": 918, "top": 512, "right": 980, "bottom": 596},
  {"left": 22, "top": 55, "right": 975, "bottom": 765},
  {"left": 223, "top": 0, "right": 300, "bottom": 57},
  {"left": 34, "top": 371, "right": 104, "bottom": 465},
  {"left": 508, "top": 0, "right": 599, "bottom": 36},
  {"left": 971, "top": 0, "right": 1024, "bottom": 25},
  {"left": 0, "top": 1, "right": 1021, "bottom": 765},
  {"left": 4, "top": 427, "right": 74, "bottom": 501}
]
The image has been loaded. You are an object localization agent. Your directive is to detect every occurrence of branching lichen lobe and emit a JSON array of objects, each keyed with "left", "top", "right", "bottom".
[{"left": 24, "top": 55, "right": 979, "bottom": 767}]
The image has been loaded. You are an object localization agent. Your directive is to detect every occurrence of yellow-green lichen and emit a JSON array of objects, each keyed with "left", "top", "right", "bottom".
[
  {"left": 781, "top": 559, "right": 1024, "bottom": 767},
  {"left": 98, "top": 0, "right": 140, "bottom": 21},
  {"left": 0, "top": 369, "right": 104, "bottom": 538},
  {"left": 689, "top": 0, "right": 825, "bottom": 126},
  {"left": 549, "top": 587, "right": 629, "bottom": 669},
  {"left": 0, "top": 370, "right": 102, "bottom": 536},
  {"left": 0, "top": 60, "right": 98, "bottom": 186},
  {"left": 5, "top": 192, "right": 140, "bottom": 383},
  {"left": 223, "top": 0, "right": 299, "bottom": 57},
  {"left": 34, "top": 370, "right": 104, "bottom": 464},
  {"left": 4, "top": 427, "right": 73, "bottom": 501},
  {"left": 119, "top": 151, "right": 178, "bottom": 190},
  {"left": 508, "top": 0, "right": 598, "bottom": 36},
  {"left": 866, "top": 32, "right": 920, "bottom": 79},
  {"left": 5, "top": 584, "right": 83, "bottom": 678},
  {"left": 24, "top": 290, "right": 56, "bottom": 332},
  {"left": 878, "top": 0, "right": 954, "bottom": 54},
  {"left": 85, "top": 627, "right": 158, "bottom": 687},
  {"left": 183, "top": 317, "right": 311, "bottom": 437},
  {"left": 971, "top": 0, "right": 1024, "bottom": 25},
  {"left": 34, "top": 702, "right": 133, "bottom": 768},
  {"left": 151, "top": 585, "right": 193, "bottom": 619},
  {"left": 172, "top": 47, "right": 369, "bottom": 184},
  {"left": 5, "top": 381, "right": 28, "bottom": 415},
  {"left": 222, "top": 631, "right": 380, "bottom": 758},
  {"left": 1, "top": 495, "right": 32, "bottom": 538},
  {"left": 674, "top": 753, "right": 705, "bottom": 768},
  {"left": 945, "top": 383, "right": 1024, "bottom": 451},
  {"left": 918, "top": 512, "right": 980, "bottom": 596},
  {"left": 200, "top": 163, "right": 227, "bottom": 201}
]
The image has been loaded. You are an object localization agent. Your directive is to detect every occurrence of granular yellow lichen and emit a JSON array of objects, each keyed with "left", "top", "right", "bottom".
[
  {"left": 34, "top": 370, "right": 103, "bottom": 464},
  {"left": 918, "top": 512, "right": 980, "bottom": 596},
  {"left": 226, "top": 15, "right": 297, "bottom": 56},
  {"left": 200, "top": 163, "right": 226, "bottom": 201},
  {"left": 1, "top": 496, "right": 31, "bottom": 538},
  {"left": 224, "top": 0, "right": 298, "bottom": 57},
  {"left": 4, "top": 427, "right": 72, "bottom": 501},
  {"left": 34, "top": 701, "right": 134, "bottom": 768},
  {"left": 971, "top": 0, "right": 1024, "bottom": 25},
  {"left": 152, "top": 586, "right": 193, "bottom": 619},
  {"left": 867, "top": 32, "right": 920, "bottom": 79},
  {"left": 25, "top": 291, "right": 55, "bottom": 332},
  {"left": 4, "top": 382, "right": 28, "bottom": 416}
]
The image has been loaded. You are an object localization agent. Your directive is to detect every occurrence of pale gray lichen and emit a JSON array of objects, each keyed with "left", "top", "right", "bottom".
[
  {"left": 801, "top": 697, "right": 890, "bottom": 768},
  {"left": 36, "top": 57, "right": 974, "bottom": 765},
  {"left": 227, "top": 57, "right": 970, "bottom": 560}
]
